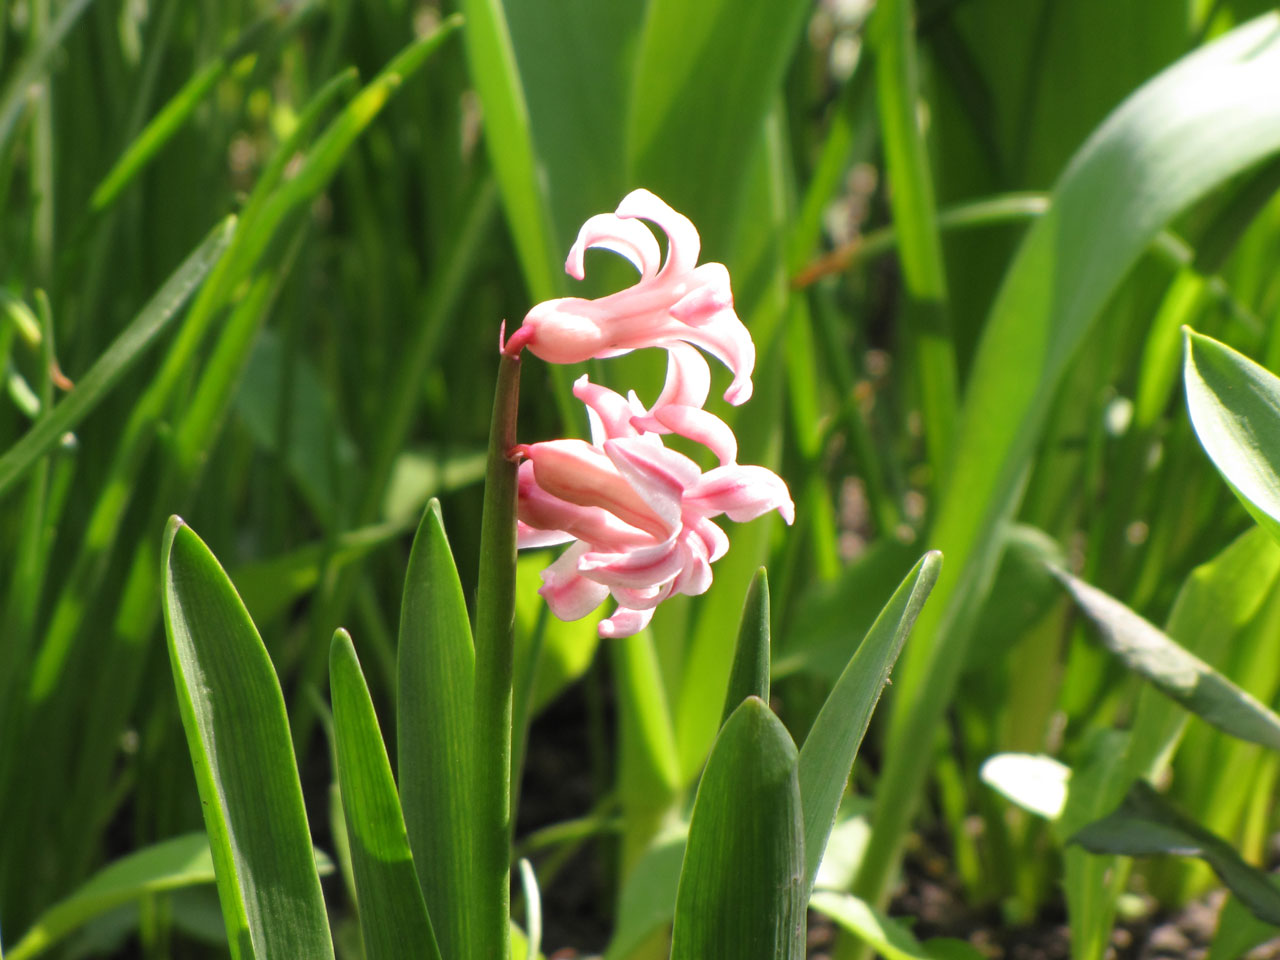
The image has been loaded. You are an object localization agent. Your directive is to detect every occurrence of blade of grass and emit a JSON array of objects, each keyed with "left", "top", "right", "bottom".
[
  {"left": 868, "top": 0, "right": 957, "bottom": 482},
  {"left": 0, "top": 218, "right": 233, "bottom": 501}
]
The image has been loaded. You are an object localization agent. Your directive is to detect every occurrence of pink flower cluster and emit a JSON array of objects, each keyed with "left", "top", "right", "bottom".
[{"left": 503, "top": 190, "right": 793, "bottom": 638}]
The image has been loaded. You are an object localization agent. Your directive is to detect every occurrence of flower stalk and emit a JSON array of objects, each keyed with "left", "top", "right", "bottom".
[{"left": 472, "top": 350, "right": 521, "bottom": 960}]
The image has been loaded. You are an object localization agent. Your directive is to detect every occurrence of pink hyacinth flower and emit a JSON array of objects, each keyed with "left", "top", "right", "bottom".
[
  {"left": 502, "top": 189, "right": 756, "bottom": 405},
  {"left": 515, "top": 377, "right": 793, "bottom": 639}
]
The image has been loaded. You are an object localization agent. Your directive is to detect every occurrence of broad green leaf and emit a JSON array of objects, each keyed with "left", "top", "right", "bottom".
[
  {"left": 397, "top": 501, "right": 474, "bottom": 960},
  {"left": 0, "top": 217, "right": 234, "bottom": 501},
  {"left": 810, "top": 892, "right": 985, "bottom": 960},
  {"left": 627, "top": 0, "right": 810, "bottom": 256},
  {"left": 330, "top": 630, "right": 441, "bottom": 960},
  {"left": 980, "top": 754, "right": 1071, "bottom": 821},
  {"left": 719, "top": 568, "right": 770, "bottom": 728},
  {"left": 1072, "top": 781, "right": 1280, "bottom": 925},
  {"left": 799, "top": 552, "right": 941, "bottom": 894},
  {"left": 161, "top": 518, "right": 333, "bottom": 960},
  {"left": 860, "top": 11, "right": 1280, "bottom": 912},
  {"left": 670, "top": 698, "right": 804, "bottom": 960},
  {"left": 1184, "top": 329, "right": 1280, "bottom": 545},
  {"left": 5, "top": 835, "right": 214, "bottom": 960},
  {"left": 1055, "top": 568, "right": 1280, "bottom": 752}
]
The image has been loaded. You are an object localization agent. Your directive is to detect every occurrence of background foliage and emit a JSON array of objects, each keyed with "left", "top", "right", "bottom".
[{"left": 4, "top": 0, "right": 1280, "bottom": 956}]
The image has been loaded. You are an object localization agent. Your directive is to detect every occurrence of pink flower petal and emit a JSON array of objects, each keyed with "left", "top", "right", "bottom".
[
  {"left": 648, "top": 404, "right": 739, "bottom": 466},
  {"left": 670, "top": 532, "right": 713, "bottom": 597},
  {"left": 578, "top": 539, "right": 684, "bottom": 590},
  {"left": 573, "top": 375, "right": 639, "bottom": 443},
  {"left": 686, "top": 464, "right": 796, "bottom": 524},
  {"left": 615, "top": 188, "right": 701, "bottom": 278},
  {"left": 538, "top": 543, "right": 610, "bottom": 621},
  {"left": 599, "top": 603, "right": 656, "bottom": 639},
  {"left": 518, "top": 460, "right": 653, "bottom": 550},
  {"left": 517, "top": 522, "right": 575, "bottom": 549},
  {"left": 521, "top": 439, "right": 674, "bottom": 540},
  {"left": 566, "top": 213, "right": 661, "bottom": 282},
  {"left": 602, "top": 437, "right": 693, "bottom": 535}
]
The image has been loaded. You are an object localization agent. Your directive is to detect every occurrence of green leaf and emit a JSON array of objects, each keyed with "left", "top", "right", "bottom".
[
  {"left": 0, "top": 217, "right": 234, "bottom": 501},
  {"left": 670, "top": 697, "right": 805, "bottom": 960},
  {"left": 799, "top": 552, "right": 941, "bottom": 894},
  {"left": 719, "top": 568, "right": 771, "bottom": 728},
  {"left": 5, "top": 835, "right": 214, "bottom": 960},
  {"left": 1207, "top": 891, "right": 1280, "bottom": 960},
  {"left": 1054, "top": 567, "right": 1280, "bottom": 752},
  {"left": 860, "top": 11, "right": 1280, "bottom": 911},
  {"left": 1072, "top": 781, "right": 1280, "bottom": 926},
  {"left": 396, "top": 500, "right": 474, "bottom": 960},
  {"left": 329, "top": 629, "right": 441, "bottom": 960},
  {"left": 867, "top": 0, "right": 956, "bottom": 477},
  {"left": 810, "top": 891, "right": 985, "bottom": 960},
  {"left": 1184, "top": 328, "right": 1280, "bottom": 545},
  {"left": 602, "top": 827, "right": 688, "bottom": 960},
  {"left": 458, "top": 0, "right": 561, "bottom": 301},
  {"left": 161, "top": 518, "right": 333, "bottom": 960}
]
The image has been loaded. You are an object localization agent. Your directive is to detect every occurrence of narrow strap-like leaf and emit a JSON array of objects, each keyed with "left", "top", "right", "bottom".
[
  {"left": 1055, "top": 567, "right": 1280, "bottom": 752},
  {"left": 719, "top": 568, "right": 771, "bottom": 728},
  {"left": 330, "top": 629, "right": 441, "bottom": 960},
  {"left": 397, "top": 500, "right": 474, "bottom": 960},
  {"left": 799, "top": 551, "right": 941, "bottom": 894}
]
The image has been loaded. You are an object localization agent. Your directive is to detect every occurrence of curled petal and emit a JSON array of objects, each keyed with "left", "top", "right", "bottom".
[
  {"left": 616, "top": 188, "right": 700, "bottom": 278},
  {"left": 517, "top": 522, "right": 574, "bottom": 549},
  {"left": 599, "top": 603, "right": 657, "bottom": 639},
  {"left": 645, "top": 404, "right": 739, "bottom": 466},
  {"left": 574, "top": 375, "right": 639, "bottom": 443},
  {"left": 691, "top": 516, "right": 730, "bottom": 563},
  {"left": 603, "top": 437, "right": 694, "bottom": 535},
  {"left": 609, "top": 582, "right": 674, "bottom": 612},
  {"left": 651, "top": 342, "right": 711, "bottom": 410},
  {"left": 566, "top": 213, "right": 661, "bottom": 282},
  {"left": 579, "top": 539, "right": 684, "bottom": 590},
  {"left": 669, "top": 263, "right": 733, "bottom": 327},
  {"left": 669, "top": 531, "right": 713, "bottom": 597},
  {"left": 686, "top": 464, "right": 795, "bottom": 524},
  {"left": 538, "top": 543, "right": 610, "bottom": 621}
]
